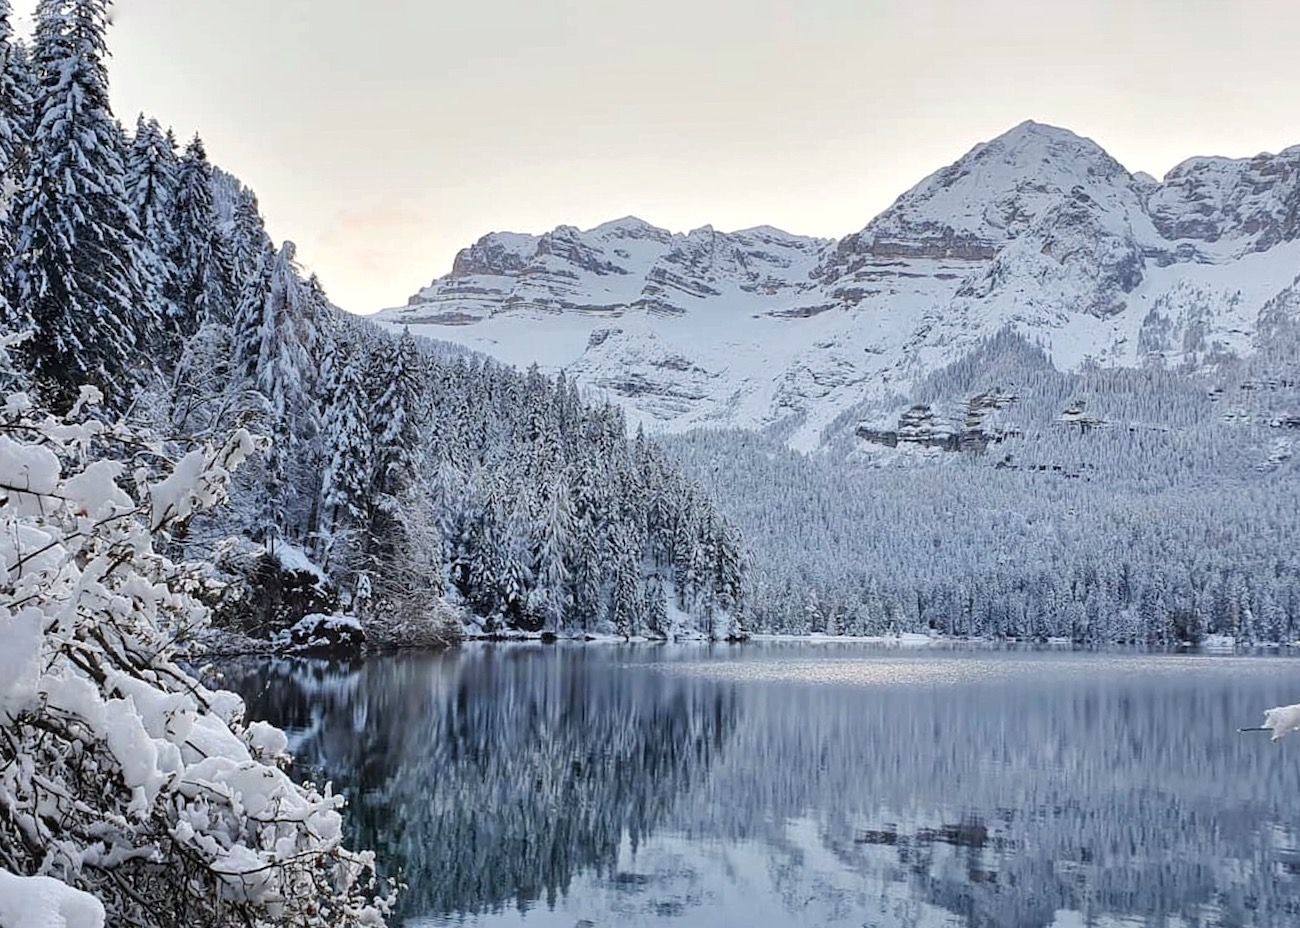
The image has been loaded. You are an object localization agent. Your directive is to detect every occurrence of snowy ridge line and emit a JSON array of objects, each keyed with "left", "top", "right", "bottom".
[{"left": 376, "top": 120, "right": 1300, "bottom": 450}]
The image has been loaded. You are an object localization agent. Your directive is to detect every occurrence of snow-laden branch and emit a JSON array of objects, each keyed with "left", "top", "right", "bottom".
[
  {"left": 1243, "top": 704, "right": 1300, "bottom": 742},
  {"left": 0, "top": 389, "right": 391, "bottom": 927}
]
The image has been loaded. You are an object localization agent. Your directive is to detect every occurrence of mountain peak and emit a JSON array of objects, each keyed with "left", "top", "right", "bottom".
[
  {"left": 384, "top": 121, "right": 1300, "bottom": 450},
  {"left": 844, "top": 120, "right": 1134, "bottom": 262},
  {"left": 591, "top": 215, "right": 667, "bottom": 237},
  {"left": 993, "top": 118, "right": 1087, "bottom": 142},
  {"left": 968, "top": 120, "right": 1124, "bottom": 174}
]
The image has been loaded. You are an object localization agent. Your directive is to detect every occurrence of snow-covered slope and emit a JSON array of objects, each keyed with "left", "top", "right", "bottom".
[{"left": 376, "top": 121, "right": 1300, "bottom": 449}]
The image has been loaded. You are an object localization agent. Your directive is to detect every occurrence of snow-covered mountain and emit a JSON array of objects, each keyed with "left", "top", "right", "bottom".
[{"left": 375, "top": 121, "right": 1300, "bottom": 449}]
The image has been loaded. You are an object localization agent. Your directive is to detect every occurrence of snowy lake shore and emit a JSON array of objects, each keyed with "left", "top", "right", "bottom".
[{"left": 190, "top": 620, "right": 1300, "bottom": 662}]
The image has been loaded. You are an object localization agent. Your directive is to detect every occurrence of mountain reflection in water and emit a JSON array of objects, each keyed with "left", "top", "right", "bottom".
[{"left": 220, "top": 645, "right": 1300, "bottom": 927}]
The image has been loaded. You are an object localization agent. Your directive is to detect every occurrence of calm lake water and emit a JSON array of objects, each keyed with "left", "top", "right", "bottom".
[{"left": 220, "top": 644, "right": 1300, "bottom": 928}]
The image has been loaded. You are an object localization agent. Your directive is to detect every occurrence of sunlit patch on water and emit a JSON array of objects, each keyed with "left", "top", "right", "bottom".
[{"left": 656, "top": 653, "right": 1300, "bottom": 688}]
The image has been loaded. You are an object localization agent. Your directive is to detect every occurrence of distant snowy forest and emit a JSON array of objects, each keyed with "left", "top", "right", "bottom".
[{"left": 670, "top": 329, "right": 1300, "bottom": 644}]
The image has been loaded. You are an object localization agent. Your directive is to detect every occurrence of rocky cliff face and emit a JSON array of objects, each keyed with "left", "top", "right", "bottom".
[
  {"left": 377, "top": 121, "right": 1300, "bottom": 449},
  {"left": 857, "top": 391, "right": 1020, "bottom": 454},
  {"left": 1147, "top": 147, "right": 1300, "bottom": 253}
]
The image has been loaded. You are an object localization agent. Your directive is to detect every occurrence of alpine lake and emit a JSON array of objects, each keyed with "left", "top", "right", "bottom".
[{"left": 218, "top": 642, "right": 1300, "bottom": 928}]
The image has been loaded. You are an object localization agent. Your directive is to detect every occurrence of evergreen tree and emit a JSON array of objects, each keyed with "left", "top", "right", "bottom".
[
  {"left": 0, "top": 0, "right": 30, "bottom": 313},
  {"left": 644, "top": 575, "right": 669, "bottom": 638},
  {"left": 228, "top": 185, "right": 270, "bottom": 289},
  {"left": 320, "top": 352, "right": 372, "bottom": 551},
  {"left": 610, "top": 525, "right": 642, "bottom": 639},
  {"left": 12, "top": 0, "right": 150, "bottom": 406},
  {"left": 370, "top": 326, "right": 422, "bottom": 501},
  {"left": 231, "top": 239, "right": 273, "bottom": 384},
  {"left": 125, "top": 114, "right": 180, "bottom": 344},
  {"left": 171, "top": 133, "right": 231, "bottom": 332},
  {"left": 245, "top": 241, "right": 314, "bottom": 540},
  {"left": 530, "top": 478, "right": 573, "bottom": 632}
]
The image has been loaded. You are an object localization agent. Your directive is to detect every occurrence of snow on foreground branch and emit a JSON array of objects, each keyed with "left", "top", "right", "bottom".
[
  {"left": 1246, "top": 704, "right": 1300, "bottom": 742},
  {"left": 0, "top": 384, "right": 392, "bottom": 927}
]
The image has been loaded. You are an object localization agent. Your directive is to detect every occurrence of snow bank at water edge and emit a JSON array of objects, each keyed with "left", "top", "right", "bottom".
[{"left": 1201, "top": 634, "right": 1237, "bottom": 653}]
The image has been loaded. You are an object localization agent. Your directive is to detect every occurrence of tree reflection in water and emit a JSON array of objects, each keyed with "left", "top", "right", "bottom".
[
  {"left": 223, "top": 646, "right": 738, "bottom": 918},
  {"left": 220, "top": 647, "right": 1300, "bottom": 927}
]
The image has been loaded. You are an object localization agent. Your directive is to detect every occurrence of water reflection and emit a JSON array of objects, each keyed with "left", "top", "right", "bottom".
[
  {"left": 223, "top": 647, "right": 738, "bottom": 918},
  {"left": 219, "top": 646, "right": 1300, "bottom": 927}
]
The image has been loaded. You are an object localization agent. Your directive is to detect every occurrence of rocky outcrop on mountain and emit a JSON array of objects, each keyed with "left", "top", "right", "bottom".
[
  {"left": 958, "top": 187, "right": 1148, "bottom": 319},
  {"left": 857, "top": 391, "right": 1020, "bottom": 454},
  {"left": 403, "top": 217, "right": 829, "bottom": 323},
  {"left": 378, "top": 121, "right": 1300, "bottom": 449}
]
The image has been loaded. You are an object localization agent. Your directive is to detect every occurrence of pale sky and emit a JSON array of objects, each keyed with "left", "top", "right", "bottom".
[{"left": 12, "top": 1, "right": 1300, "bottom": 312}]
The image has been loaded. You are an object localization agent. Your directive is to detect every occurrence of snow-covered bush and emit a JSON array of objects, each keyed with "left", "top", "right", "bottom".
[
  {"left": 0, "top": 383, "right": 391, "bottom": 927},
  {"left": 274, "top": 613, "right": 365, "bottom": 654}
]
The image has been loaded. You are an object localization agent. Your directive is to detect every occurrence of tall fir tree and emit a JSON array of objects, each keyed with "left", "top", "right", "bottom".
[
  {"left": 171, "top": 134, "right": 230, "bottom": 332},
  {"left": 610, "top": 524, "right": 643, "bottom": 638},
  {"left": 228, "top": 185, "right": 269, "bottom": 290},
  {"left": 319, "top": 351, "right": 372, "bottom": 555},
  {"left": 125, "top": 114, "right": 180, "bottom": 347},
  {"left": 0, "top": 0, "right": 30, "bottom": 315},
  {"left": 370, "top": 326, "right": 423, "bottom": 501},
  {"left": 12, "top": 0, "right": 150, "bottom": 407},
  {"left": 530, "top": 477, "right": 573, "bottom": 632},
  {"left": 246, "top": 241, "right": 314, "bottom": 540},
  {"left": 231, "top": 239, "right": 273, "bottom": 384}
]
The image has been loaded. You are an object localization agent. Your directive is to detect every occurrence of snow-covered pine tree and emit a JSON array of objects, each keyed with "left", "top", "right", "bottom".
[
  {"left": 495, "top": 495, "right": 535, "bottom": 628},
  {"left": 0, "top": 0, "right": 29, "bottom": 314},
  {"left": 243, "top": 241, "right": 315, "bottom": 541},
  {"left": 171, "top": 133, "right": 232, "bottom": 333},
  {"left": 358, "top": 327, "right": 429, "bottom": 607},
  {"left": 319, "top": 350, "right": 372, "bottom": 562},
  {"left": 610, "top": 524, "right": 643, "bottom": 639},
  {"left": 12, "top": 0, "right": 150, "bottom": 408},
  {"left": 712, "top": 520, "right": 745, "bottom": 626},
  {"left": 567, "top": 464, "right": 606, "bottom": 631},
  {"left": 463, "top": 494, "right": 501, "bottom": 623},
  {"left": 227, "top": 185, "right": 270, "bottom": 289},
  {"left": 369, "top": 327, "right": 423, "bottom": 504},
  {"left": 231, "top": 238, "right": 273, "bottom": 385},
  {"left": 125, "top": 114, "right": 181, "bottom": 348},
  {"left": 530, "top": 477, "right": 573, "bottom": 633},
  {"left": 643, "top": 574, "right": 669, "bottom": 638}
]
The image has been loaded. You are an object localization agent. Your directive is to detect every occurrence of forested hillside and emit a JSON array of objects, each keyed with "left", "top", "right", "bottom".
[
  {"left": 0, "top": 2, "right": 743, "bottom": 925},
  {"left": 669, "top": 330, "right": 1300, "bottom": 644},
  {"left": 0, "top": 0, "right": 744, "bottom": 645}
]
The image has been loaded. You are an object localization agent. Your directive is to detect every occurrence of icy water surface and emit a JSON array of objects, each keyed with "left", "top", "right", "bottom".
[{"left": 222, "top": 644, "right": 1300, "bottom": 927}]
